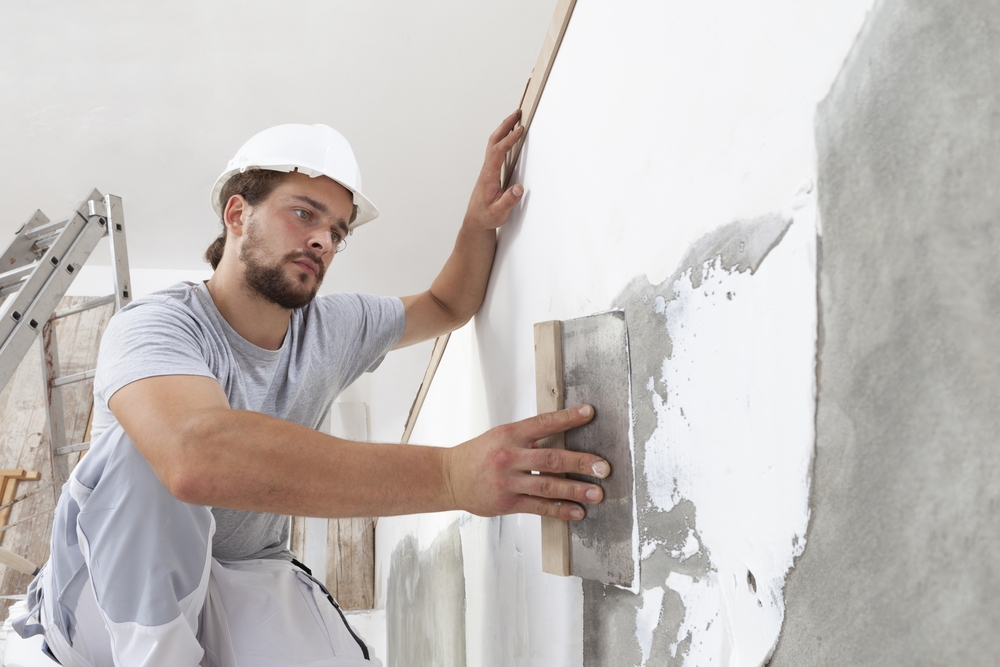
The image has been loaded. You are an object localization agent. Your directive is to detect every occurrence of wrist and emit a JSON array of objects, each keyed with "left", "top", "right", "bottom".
[{"left": 438, "top": 445, "right": 460, "bottom": 512}]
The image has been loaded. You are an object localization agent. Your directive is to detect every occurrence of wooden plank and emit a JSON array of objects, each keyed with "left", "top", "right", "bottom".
[
  {"left": 327, "top": 517, "right": 375, "bottom": 610},
  {"left": 501, "top": 0, "right": 578, "bottom": 188},
  {"left": 0, "top": 477, "right": 20, "bottom": 546},
  {"left": 399, "top": 1, "right": 580, "bottom": 446},
  {"left": 534, "top": 320, "right": 570, "bottom": 577},
  {"left": 400, "top": 334, "right": 451, "bottom": 444}
]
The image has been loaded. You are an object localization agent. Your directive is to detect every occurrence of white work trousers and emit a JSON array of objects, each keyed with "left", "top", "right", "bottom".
[
  {"left": 31, "top": 556, "right": 378, "bottom": 667},
  {"left": 15, "top": 424, "right": 379, "bottom": 667}
]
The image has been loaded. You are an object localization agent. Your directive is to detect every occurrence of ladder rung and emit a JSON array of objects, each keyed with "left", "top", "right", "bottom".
[
  {"left": 54, "top": 442, "right": 90, "bottom": 456},
  {"left": 52, "top": 369, "right": 95, "bottom": 387},
  {"left": 0, "top": 264, "right": 35, "bottom": 291},
  {"left": 52, "top": 294, "right": 116, "bottom": 320},
  {"left": 0, "top": 280, "right": 26, "bottom": 299},
  {"left": 23, "top": 217, "right": 69, "bottom": 241}
]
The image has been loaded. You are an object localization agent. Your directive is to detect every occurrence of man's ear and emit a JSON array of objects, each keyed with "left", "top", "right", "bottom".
[{"left": 223, "top": 195, "right": 250, "bottom": 238}]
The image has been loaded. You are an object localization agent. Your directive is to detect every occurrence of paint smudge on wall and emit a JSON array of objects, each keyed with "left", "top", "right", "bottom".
[
  {"left": 386, "top": 522, "right": 467, "bottom": 667},
  {"left": 588, "top": 184, "right": 818, "bottom": 667}
]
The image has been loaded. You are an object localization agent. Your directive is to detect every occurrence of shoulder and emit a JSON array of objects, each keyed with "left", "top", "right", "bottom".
[
  {"left": 305, "top": 292, "right": 404, "bottom": 324},
  {"left": 103, "top": 282, "right": 217, "bottom": 344}
]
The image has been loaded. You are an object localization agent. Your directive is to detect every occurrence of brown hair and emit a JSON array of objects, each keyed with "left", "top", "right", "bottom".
[{"left": 204, "top": 169, "right": 288, "bottom": 269}]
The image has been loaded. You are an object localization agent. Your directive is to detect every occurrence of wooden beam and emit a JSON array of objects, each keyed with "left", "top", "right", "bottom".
[
  {"left": 501, "top": 0, "right": 578, "bottom": 188},
  {"left": 0, "top": 476, "right": 19, "bottom": 546},
  {"left": 400, "top": 333, "right": 450, "bottom": 445},
  {"left": 327, "top": 517, "right": 375, "bottom": 610},
  {"left": 534, "top": 320, "right": 570, "bottom": 577}
]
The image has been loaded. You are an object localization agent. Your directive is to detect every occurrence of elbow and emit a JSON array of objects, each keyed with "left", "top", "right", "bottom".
[
  {"left": 451, "top": 311, "right": 474, "bottom": 331},
  {"left": 153, "top": 412, "right": 221, "bottom": 505},
  {"left": 429, "top": 291, "right": 475, "bottom": 333},
  {"left": 164, "top": 464, "right": 206, "bottom": 505}
]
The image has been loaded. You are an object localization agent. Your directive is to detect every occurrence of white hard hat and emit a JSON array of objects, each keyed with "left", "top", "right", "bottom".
[{"left": 211, "top": 124, "right": 378, "bottom": 228}]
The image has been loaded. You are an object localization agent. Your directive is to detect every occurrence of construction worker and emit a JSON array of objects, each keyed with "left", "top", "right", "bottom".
[{"left": 14, "top": 111, "right": 610, "bottom": 666}]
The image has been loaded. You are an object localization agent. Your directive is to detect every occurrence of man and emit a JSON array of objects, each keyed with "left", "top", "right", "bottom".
[{"left": 15, "top": 112, "right": 609, "bottom": 666}]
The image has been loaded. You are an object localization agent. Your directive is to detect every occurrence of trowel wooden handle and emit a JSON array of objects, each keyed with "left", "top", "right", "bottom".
[{"left": 0, "top": 546, "right": 39, "bottom": 576}]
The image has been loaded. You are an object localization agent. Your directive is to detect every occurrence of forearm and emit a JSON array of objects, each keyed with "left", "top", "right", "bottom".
[
  {"left": 166, "top": 409, "right": 454, "bottom": 518},
  {"left": 427, "top": 221, "right": 498, "bottom": 324}
]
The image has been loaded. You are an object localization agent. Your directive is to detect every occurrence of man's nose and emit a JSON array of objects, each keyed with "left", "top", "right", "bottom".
[{"left": 308, "top": 228, "right": 333, "bottom": 253}]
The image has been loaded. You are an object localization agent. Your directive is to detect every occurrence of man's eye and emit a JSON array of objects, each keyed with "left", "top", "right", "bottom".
[{"left": 294, "top": 209, "right": 310, "bottom": 220}]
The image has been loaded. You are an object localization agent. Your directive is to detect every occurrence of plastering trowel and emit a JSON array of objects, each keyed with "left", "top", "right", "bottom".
[{"left": 534, "top": 311, "right": 635, "bottom": 587}]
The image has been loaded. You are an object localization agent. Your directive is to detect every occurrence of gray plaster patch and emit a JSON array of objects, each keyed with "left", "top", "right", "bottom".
[
  {"left": 583, "top": 578, "right": 644, "bottom": 667},
  {"left": 576, "top": 213, "right": 793, "bottom": 666},
  {"left": 770, "top": 0, "right": 1000, "bottom": 664},
  {"left": 386, "top": 522, "right": 466, "bottom": 667}
]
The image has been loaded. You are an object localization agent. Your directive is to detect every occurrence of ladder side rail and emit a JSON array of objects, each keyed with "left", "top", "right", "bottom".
[
  {"left": 40, "top": 320, "right": 69, "bottom": 482},
  {"left": 53, "top": 193, "right": 133, "bottom": 460},
  {"left": 0, "top": 209, "right": 108, "bottom": 391},
  {"left": 105, "top": 194, "right": 132, "bottom": 310},
  {"left": 0, "top": 210, "right": 89, "bottom": 345}
]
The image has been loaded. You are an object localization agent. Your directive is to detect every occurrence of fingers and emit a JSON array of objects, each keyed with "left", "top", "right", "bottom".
[
  {"left": 483, "top": 125, "right": 525, "bottom": 180},
  {"left": 509, "top": 470, "right": 604, "bottom": 505},
  {"left": 507, "top": 497, "right": 589, "bottom": 521},
  {"left": 515, "top": 404, "right": 595, "bottom": 441},
  {"left": 488, "top": 109, "right": 522, "bottom": 147}
]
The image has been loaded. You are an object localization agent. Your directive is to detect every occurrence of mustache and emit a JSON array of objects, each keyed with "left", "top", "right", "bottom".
[{"left": 284, "top": 249, "right": 326, "bottom": 274}]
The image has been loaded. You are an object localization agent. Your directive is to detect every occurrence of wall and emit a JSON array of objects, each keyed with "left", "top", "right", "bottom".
[
  {"left": 771, "top": 0, "right": 1000, "bottom": 664},
  {"left": 375, "top": 0, "right": 878, "bottom": 665}
]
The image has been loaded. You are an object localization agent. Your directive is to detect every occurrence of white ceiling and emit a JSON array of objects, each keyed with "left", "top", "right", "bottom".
[{"left": 0, "top": 0, "right": 557, "bottom": 297}]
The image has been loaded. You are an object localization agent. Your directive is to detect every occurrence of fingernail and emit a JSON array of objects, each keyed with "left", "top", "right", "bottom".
[
  {"left": 570, "top": 507, "right": 585, "bottom": 519},
  {"left": 586, "top": 487, "right": 602, "bottom": 501},
  {"left": 578, "top": 405, "right": 592, "bottom": 417},
  {"left": 591, "top": 461, "right": 609, "bottom": 478},
  {"left": 513, "top": 185, "right": 524, "bottom": 197}
]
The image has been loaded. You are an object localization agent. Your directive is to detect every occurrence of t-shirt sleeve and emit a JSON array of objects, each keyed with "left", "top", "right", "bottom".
[
  {"left": 94, "top": 299, "right": 218, "bottom": 406},
  {"left": 312, "top": 293, "right": 406, "bottom": 387}
]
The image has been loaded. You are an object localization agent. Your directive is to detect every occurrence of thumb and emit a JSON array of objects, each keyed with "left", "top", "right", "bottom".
[{"left": 494, "top": 183, "right": 524, "bottom": 215}]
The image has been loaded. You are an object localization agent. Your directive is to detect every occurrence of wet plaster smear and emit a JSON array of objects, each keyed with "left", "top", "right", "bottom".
[
  {"left": 387, "top": 521, "right": 467, "bottom": 667},
  {"left": 591, "top": 188, "right": 818, "bottom": 667}
]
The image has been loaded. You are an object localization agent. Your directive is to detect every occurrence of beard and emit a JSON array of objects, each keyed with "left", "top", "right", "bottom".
[{"left": 239, "top": 218, "right": 327, "bottom": 309}]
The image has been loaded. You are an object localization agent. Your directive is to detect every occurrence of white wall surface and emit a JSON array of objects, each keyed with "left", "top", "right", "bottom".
[{"left": 376, "top": 0, "right": 876, "bottom": 665}]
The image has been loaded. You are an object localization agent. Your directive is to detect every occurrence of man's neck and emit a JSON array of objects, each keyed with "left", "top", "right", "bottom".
[{"left": 205, "top": 269, "right": 291, "bottom": 351}]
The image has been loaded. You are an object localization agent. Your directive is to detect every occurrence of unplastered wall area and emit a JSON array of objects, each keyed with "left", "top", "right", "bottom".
[{"left": 372, "top": 0, "right": 997, "bottom": 666}]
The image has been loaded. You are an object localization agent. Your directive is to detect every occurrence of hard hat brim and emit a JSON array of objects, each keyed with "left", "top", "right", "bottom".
[{"left": 210, "top": 165, "right": 379, "bottom": 229}]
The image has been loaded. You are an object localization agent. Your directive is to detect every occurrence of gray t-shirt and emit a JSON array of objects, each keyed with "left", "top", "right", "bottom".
[{"left": 91, "top": 281, "right": 406, "bottom": 561}]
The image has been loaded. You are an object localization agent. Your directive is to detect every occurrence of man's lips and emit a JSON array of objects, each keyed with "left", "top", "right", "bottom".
[{"left": 291, "top": 259, "right": 319, "bottom": 276}]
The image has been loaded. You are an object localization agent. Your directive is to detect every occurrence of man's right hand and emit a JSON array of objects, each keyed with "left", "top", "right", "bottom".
[{"left": 442, "top": 404, "right": 611, "bottom": 521}]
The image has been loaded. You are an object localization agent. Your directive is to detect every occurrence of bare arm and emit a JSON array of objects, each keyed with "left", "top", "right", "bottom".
[
  {"left": 394, "top": 111, "right": 525, "bottom": 348},
  {"left": 110, "top": 374, "right": 608, "bottom": 520}
]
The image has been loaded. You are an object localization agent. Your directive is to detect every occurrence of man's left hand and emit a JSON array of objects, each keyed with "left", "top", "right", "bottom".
[{"left": 464, "top": 109, "right": 526, "bottom": 231}]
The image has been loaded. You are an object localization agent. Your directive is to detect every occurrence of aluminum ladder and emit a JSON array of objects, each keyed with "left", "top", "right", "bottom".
[{"left": 0, "top": 189, "right": 132, "bottom": 476}]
